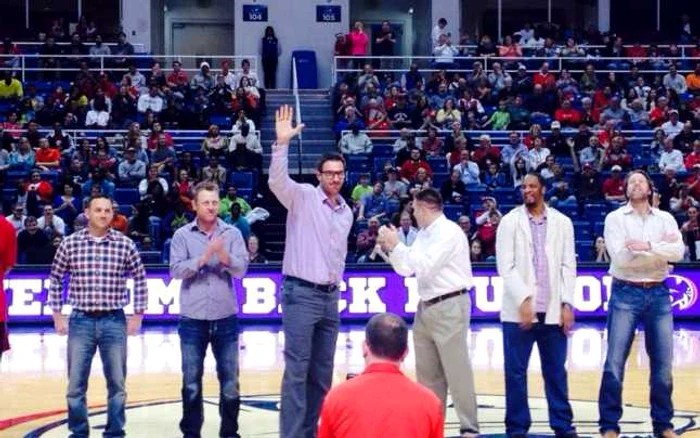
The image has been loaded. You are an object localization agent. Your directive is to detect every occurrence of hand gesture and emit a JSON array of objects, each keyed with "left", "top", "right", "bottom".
[
  {"left": 127, "top": 314, "right": 143, "bottom": 336},
  {"left": 275, "top": 105, "right": 305, "bottom": 146},
  {"left": 53, "top": 313, "right": 68, "bottom": 335},
  {"left": 519, "top": 297, "right": 534, "bottom": 330},
  {"left": 377, "top": 224, "right": 400, "bottom": 251},
  {"left": 560, "top": 304, "right": 575, "bottom": 335}
]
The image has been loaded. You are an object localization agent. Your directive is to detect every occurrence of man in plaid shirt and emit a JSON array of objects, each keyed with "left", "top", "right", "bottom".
[{"left": 49, "top": 195, "right": 148, "bottom": 438}]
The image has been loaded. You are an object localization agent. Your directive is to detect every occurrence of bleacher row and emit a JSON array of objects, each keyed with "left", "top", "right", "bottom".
[{"left": 344, "top": 129, "right": 678, "bottom": 262}]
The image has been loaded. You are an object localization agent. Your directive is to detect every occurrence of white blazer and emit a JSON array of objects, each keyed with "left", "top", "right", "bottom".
[{"left": 495, "top": 205, "right": 577, "bottom": 324}]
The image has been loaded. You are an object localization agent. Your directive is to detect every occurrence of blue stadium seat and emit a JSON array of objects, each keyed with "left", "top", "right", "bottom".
[
  {"left": 182, "top": 142, "right": 202, "bottom": 153},
  {"left": 492, "top": 187, "right": 516, "bottom": 204},
  {"left": 373, "top": 157, "right": 393, "bottom": 172},
  {"left": 584, "top": 204, "right": 608, "bottom": 222},
  {"left": 372, "top": 145, "right": 394, "bottom": 157},
  {"left": 114, "top": 188, "right": 140, "bottom": 206},
  {"left": 229, "top": 172, "right": 254, "bottom": 189},
  {"left": 210, "top": 115, "right": 232, "bottom": 129},
  {"left": 432, "top": 172, "right": 450, "bottom": 188},
  {"left": 573, "top": 221, "right": 592, "bottom": 240},
  {"left": 139, "top": 251, "right": 162, "bottom": 265},
  {"left": 443, "top": 204, "right": 464, "bottom": 221},
  {"left": 427, "top": 158, "right": 448, "bottom": 173},
  {"left": 593, "top": 221, "right": 605, "bottom": 237},
  {"left": 346, "top": 155, "right": 370, "bottom": 172},
  {"left": 576, "top": 242, "right": 594, "bottom": 261}
]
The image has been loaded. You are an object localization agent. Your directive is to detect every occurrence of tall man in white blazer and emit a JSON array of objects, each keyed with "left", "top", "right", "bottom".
[{"left": 496, "top": 173, "right": 578, "bottom": 438}]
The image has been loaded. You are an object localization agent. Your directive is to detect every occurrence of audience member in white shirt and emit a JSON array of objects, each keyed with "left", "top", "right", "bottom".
[
  {"left": 658, "top": 139, "right": 686, "bottom": 173},
  {"left": 137, "top": 87, "right": 164, "bottom": 114},
  {"left": 397, "top": 212, "right": 418, "bottom": 246},
  {"left": 660, "top": 110, "right": 683, "bottom": 139},
  {"left": 37, "top": 205, "right": 66, "bottom": 236}
]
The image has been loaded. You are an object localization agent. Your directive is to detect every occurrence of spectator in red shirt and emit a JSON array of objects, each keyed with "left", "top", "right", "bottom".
[
  {"left": 0, "top": 213, "right": 17, "bottom": 361},
  {"left": 475, "top": 210, "right": 500, "bottom": 258},
  {"left": 35, "top": 138, "right": 61, "bottom": 170},
  {"left": 532, "top": 62, "right": 556, "bottom": 91},
  {"left": 147, "top": 122, "right": 174, "bottom": 151},
  {"left": 685, "top": 140, "right": 700, "bottom": 172},
  {"left": 26, "top": 169, "right": 54, "bottom": 204},
  {"left": 400, "top": 148, "right": 433, "bottom": 182},
  {"left": 592, "top": 85, "right": 613, "bottom": 110},
  {"left": 554, "top": 99, "right": 581, "bottom": 128},
  {"left": 649, "top": 96, "right": 669, "bottom": 126},
  {"left": 472, "top": 134, "right": 502, "bottom": 169},
  {"left": 600, "top": 135, "right": 632, "bottom": 171},
  {"left": 687, "top": 164, "right": 700, "bottom": 200},
  {"left": 421, "top": 127, "right": 443, "bottom": 157},
  {"left": 318, "top": 313, "right": 444, "bottom": 438},
  {"left": 602, "top": 165, "right": 626, "bottom": 203},
  {"left": 97, "top": 72, "right": 117, "bottom": 99}
]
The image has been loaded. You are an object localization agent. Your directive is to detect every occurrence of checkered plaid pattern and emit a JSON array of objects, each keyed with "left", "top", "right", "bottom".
[{"left": 48, "top": 228, "right": 148, "bottom": 313}]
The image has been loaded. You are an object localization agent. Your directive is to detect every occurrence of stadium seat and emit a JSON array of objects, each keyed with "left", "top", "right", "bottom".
[
  {"left": 443, "top": 204, "right": 464, "bottom": 221},
  {"left": 372, "top": 145, "right": 394, "bottom": 157},
  {"left": 139, "top": 251, "right": 162, "bottom": 265},
  {"left": 229, "top": 172, "right": 254, "bottom": 189},
  {"left": 346, "top": 155, "right": 370, "bottom": 172},
  {"left": 426, "top": 158, "right": 448, "bottom": 173},
  {"left": 114, "top": 188, "right": 140, "bottom": 206},
  {"left": 584, "top": 204, "right": 608, "bottom": 222},
  {"left": 576, "top": 242, "right": 594, "bottom": 261}
]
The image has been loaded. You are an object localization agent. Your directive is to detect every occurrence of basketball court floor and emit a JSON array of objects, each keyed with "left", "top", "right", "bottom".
[{"left": 1, "top": 322, "right": 699, "bottom": 437}]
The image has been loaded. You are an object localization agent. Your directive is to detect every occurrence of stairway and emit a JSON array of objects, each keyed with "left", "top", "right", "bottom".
[{"left": 261, "top": 89, "right": 335, "bottom": 172}]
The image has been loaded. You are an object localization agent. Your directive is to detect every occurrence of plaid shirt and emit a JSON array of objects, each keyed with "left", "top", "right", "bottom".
[{"left": 48, "top": 228, "right": 148, "bottom": 313}]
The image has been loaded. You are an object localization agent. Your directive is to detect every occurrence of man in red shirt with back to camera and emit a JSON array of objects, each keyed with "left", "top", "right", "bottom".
[
  {"left": 318, "top": 313, "right": 444, "bottom": 438},
  {"left": 0, "top": 213, "right": 18, "bottom": 361}
]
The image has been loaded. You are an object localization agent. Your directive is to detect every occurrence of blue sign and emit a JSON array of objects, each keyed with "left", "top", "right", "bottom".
[
  {"left": 242, "top": 4, "right": 268, "bottom": 22},
  {"left": 316, "top": 5, "right": 341, "bottom": 23}
]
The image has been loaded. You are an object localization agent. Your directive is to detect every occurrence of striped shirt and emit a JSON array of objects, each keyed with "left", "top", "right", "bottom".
[
  {"left": 48, "top": 228, "right": 148, "bottom": 313},
  {"left": 528, "top": 212, "right": 551, "bottom": 313}
]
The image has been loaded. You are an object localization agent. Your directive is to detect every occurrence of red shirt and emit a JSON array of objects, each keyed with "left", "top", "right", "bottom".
[
  {"left": 533, "top": 72, "right": 556, "bottom": 90},
  {"left": 318, "top": 362, "right": 444, "bottom": 438},
  {"left": 649, "top": 106, "right": 668, "bottom": 126},
  {"left": 472, "top": 146, "right": 502, "bottom": 168},
  {"left": 686, "top": 175, "right": 700, "bottom": 200},
  {"left": 35, "top": 147, "right": 61, "bottom": 165},
  {"left": 602, "top": 177, "right": 624, "bottom": 197},
  {"left": 167, "top": 71, "right": 189, "bottom": 87},
  {"left": 400, "top": 160, "right": 433, "bottom": 180},
  {"left": 0, "top": 215, "right": 17, "bottom": 324},
  {"left": 684, "top": 153, "right": 700, "bottom": 171},
  {"left": 147, "top": 132, "right": 174, "bottom": 150},
  {"left": 554, "top": 108, "right": 582, "bottom": 126},
  {"left": 348, "top": 30, "right": 369, "bottom": 56},
  {"left": 475, "top": 222, "right": 498, "bottom": 257}
]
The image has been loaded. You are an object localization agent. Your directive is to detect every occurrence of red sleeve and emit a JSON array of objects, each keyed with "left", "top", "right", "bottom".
[
  {"left": 431, "top": 398, "right": 445, "bottom": 438},
  {"left": 1, "top": 218, "right": 17, "bottom": 272},
  {"left": 317, "top": 395, "right": 335, "bottom": 438}
]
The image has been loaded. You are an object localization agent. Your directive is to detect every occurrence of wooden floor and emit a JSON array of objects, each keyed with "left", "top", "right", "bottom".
[{"left": 1, "top": 322, "right": 699, "bottom": 437}]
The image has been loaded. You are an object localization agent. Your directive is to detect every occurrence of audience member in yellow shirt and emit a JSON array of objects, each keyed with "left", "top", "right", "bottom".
[{"left": 0, "top": 71, "right": 23, "bottom": 100}]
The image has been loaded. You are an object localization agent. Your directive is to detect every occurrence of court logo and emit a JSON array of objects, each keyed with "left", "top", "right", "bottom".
[
  {"left": 668, "top": 275, "right": 698, "bottom": 311},
  {"left": 21, "top": 394, "right": 700, "bottom": 437}
]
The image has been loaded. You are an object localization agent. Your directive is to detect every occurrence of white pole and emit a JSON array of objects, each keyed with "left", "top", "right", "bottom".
[{"left": 498, "top": 0, "right": 502, "bottom": 40}]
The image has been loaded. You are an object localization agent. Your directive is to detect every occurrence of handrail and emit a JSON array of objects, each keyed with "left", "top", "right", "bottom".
[
  {"left": 0, "top": 54, "right": 261, "bottom": 83},
  {"left": 11, "top": 41, "right": 148, "bottom": 53},
  {"left": 2, "top": 128, "right": 262, "bottom": 144},
  {"left": 332, "top": 54, "right": 699, "bottom": 84},
  {"left": 453, "top": 43, "right": 697, "bottom": 57},
  {"left": 292, "top": 55, "right": 303, "bottom": 176}
]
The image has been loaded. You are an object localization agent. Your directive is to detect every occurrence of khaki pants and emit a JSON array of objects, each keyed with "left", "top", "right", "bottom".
[{"left": 413, "top": 293, "right": 479, "bottom": 434}]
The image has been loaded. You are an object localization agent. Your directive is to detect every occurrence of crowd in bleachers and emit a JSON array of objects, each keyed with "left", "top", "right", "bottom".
[
  {"left": 332, "top": 25, "right": 700, "bottom": 263},
  {"left": 0, "top": 15, "right": 278, "bottom": 266}
]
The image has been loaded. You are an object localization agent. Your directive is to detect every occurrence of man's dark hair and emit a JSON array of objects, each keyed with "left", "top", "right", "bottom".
[
  {"left": 524, "top": 172, "right": 547, "bottom": 188},
  {"left": 317, "top": 152, "right": 346, "bottom": 172},
  {"left": 365, "top": 313, "right": 408, "bottom": 361},
  {"left": 438, "top": 18, "right": 447, "bottom": 26},
  {"left": 86, "top": 194, "right": 113, "bottom": 209},
  {"left": 413, "top": 188, "right": 443, "bottom": 210}
]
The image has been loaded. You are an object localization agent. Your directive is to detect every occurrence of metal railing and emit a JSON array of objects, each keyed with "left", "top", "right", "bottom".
[
  {"left": 0, "top": 54, "right": 260, "bottom": 83},
  {"left": 332, "top": 55, "right": 700, "bottom": 85},
  {"left": 292, "top": 55, "right": 303, "bottom": 175},
  {"left": 12, "top": 41, "right": 147, "bottom": 53},
  {"left": 453, "top": 43, "right": 698, "bottom": 57}
]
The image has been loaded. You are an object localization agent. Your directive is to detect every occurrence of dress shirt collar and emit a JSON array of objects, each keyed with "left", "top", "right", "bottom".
[
  {"left": 363, "top": 362, "right": 403, "bottom": 375},
  {"left": 422, "top": 214, "right": 446, "bottom": 234},
  {"left": 80, "top": 227, "right": 119, "bottom": 242},
  {"left": 621, "top": 203, "right": 657, "bottom": 216},
  {"left": 189, "top": 218, "right": 228, "bottom": 235},
  {"left": 316, "top": 185, "right": 348, "bottom": 211},
  {"left": 526, "top": 207, "right": 548, "bottom": 224}
]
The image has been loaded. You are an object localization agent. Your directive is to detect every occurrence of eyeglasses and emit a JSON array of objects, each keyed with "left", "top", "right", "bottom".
[{"left": 320, "top": 171, "right": 345, "bottom": 179}]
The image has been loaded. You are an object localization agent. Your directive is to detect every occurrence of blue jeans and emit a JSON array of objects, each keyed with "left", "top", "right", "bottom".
[
  {"left": 280, "top": 277, "right": 339, "bottom": 438},
  {"left": 67, "top": 309, "right": 127, "bottom": 438},
  {"left": 503, "top": 320, "right": 575, "bottom": 437},
  {"left": 179, "top": 315, "right": 240, "bottom": 438},
  {"left": 598, "top": 280, "right": 674, "bottom": 435}
]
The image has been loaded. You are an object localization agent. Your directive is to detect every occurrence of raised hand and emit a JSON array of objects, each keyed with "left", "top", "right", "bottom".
[{"left": 275, "top": 105, "right": 306, "bottom": 146}]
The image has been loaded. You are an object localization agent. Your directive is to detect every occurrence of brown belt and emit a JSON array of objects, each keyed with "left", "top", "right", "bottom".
[
  {"left": 423, "top": 289, "right": 467, "bottom": 307},
  {"left": 613, "top": 278, "right": 664, "bottom": 289}
]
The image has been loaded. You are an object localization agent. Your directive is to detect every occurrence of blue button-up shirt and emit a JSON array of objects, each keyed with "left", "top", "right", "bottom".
[{"left": 169, "top": 219, "right": 249, "bottom": 320}]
